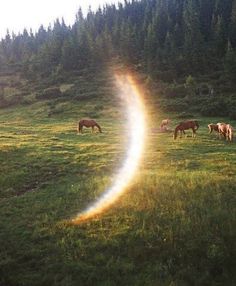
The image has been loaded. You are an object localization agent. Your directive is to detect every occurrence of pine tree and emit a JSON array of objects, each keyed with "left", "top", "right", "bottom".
[
  {"left": 230, "top": 0, "right": 236, "bottom": 47},
  {"left": 61, "top": 36, "right": 77, "bottom": 70},
  {"left": 214, "top": 15, "right": 228, "bottom": 57},
  {"left": 183, "top": 0, "right": 204, "bottom": 72}
]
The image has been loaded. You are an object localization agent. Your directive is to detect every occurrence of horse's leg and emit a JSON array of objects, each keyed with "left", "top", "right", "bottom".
[
  {"left": 180, "top": 130, "right": 185, "bottom": 138},
  {"left": 79, "top": 123, "right": 83, "bottom": 133},
  {"left": 226, "top": 131, "right": 230, "bottom": 141},
  {"left": 181, "top": 130, "right": 185, "bottom": 138},
  {"left": 92, "top": 126, "right": 94, "bottom": 133}
]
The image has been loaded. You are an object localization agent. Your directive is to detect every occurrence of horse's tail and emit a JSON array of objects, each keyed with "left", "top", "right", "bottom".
[
  {"left": 194, "top": 121, "right": 199, "bottom": 130},
  {"left": 174, "top": 126, "right": 179, "bottom": 139},
  {"left": 95, "top": 123, "right": 102, "bottom": 133}
]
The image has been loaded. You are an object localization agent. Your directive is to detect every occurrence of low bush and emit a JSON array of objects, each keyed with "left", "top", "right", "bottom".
[
  {"left": 161, "top": 98, "right": 188, "bottom": 112},
  {"left": 177, "top": 112, "right": 195, "bottom": 119},
  {"left": 156, "top": 70, "right": 177, "bottom": 83},
  {"left": 21, "top": 94, "right": 36, "bottom": 105},
  {"left": 200, "top": 97, "right": 229, "bottom": 117},
  {"left": 36, "top": 87, "right": 62, "bottom": 100},
  {"left": 164, "top": 84, "right": 187, "bottom": 98}
]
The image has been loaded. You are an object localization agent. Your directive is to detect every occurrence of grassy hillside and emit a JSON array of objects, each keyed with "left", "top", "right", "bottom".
[{"left": 0, "top": 70, "right": 235, "bottom": 286}]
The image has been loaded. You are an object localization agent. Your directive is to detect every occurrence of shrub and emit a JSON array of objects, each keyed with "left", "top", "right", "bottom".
[
  {"left": 228, "top": 101, "right": 236, "bottom": 120},
  {"left": 200, "top": 98, "right": 229, "bottom": 117},
  {"left": 177, "top": 112, "right": 195, "bottom": 119},
  {"left": 224, "top": 49, "right": 236, "bottom": 81},
  {"left": 199, "top": 83, "right": 210, "bottom": 95},
  {"left": 164, "top": 84, "right": 187, "bottom": 98},
  {"left": 184, "top": 75, "right": 197, "bottom": 96},
  {"left": 161, "top": 98, "right": 188, "bottom": 112},
  {"left": 21, "top": 94, "right": 36, "bottom": 105},
  {"left": 156, "top": 70, "right": 177, "bottom": 83},
  {"left": 229, "top": 109, "right": 236, "bottom": 120},
  {"left": 36, "top": 87, "right": 62, "bottom": 100}
]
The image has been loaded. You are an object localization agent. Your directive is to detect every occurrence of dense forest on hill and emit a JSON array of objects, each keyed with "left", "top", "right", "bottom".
[{"left": 0, "top": 0, "right": 236, "bottom": 115}]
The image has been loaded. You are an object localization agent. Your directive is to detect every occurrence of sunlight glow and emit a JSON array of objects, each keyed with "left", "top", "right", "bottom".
[
  {"left": 0, "top": 0, "right": 124, "bottom": 39},
  {"left": 71, "top": 72, "right": 146, "bottom": 223}
]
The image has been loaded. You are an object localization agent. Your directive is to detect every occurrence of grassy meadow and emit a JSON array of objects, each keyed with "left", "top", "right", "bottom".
[{"left": 0, "top": 71, "right": 235, "bottom": 286}]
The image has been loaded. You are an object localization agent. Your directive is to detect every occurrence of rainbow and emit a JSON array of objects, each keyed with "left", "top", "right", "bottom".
[{"left": 71, "top": 72, "right": 146, "bottom": 224}]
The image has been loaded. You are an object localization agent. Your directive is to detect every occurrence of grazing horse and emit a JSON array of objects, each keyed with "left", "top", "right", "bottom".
[
  {"left": 217, "top": 123, "right": 227, "bottom": 139},
  {"left": 208, "top": 123, "right": 219, "bottom": 134},
  {"left": 174, "top": 120, "right": 199, "bottom": 139},
  {"left": 77, "top": 119, "right": 102, "bottom": 133},
  {"left": 160, "top": 119, "right": 170, "bottom": 131},
  {"left": 217, "top": 123, "right": 234, "bottom": 141}
]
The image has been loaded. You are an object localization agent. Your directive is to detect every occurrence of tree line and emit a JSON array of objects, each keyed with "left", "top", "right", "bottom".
[{"left": 0, "top": 0, "right": 236, "bottom": 81}]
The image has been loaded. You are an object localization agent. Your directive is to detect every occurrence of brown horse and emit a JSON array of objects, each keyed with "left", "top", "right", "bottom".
[
  {"left": 217, "top": 123, "right": 234, "bottom": 141},
  {"left": 174, "top": 120, "right": 199, "bottom": 139},
  {"left": 77, "top": 119, "right": 102, "bottom": 133},
  {"left": 217, "top": 122, "right": 227, "bottom": 139}
]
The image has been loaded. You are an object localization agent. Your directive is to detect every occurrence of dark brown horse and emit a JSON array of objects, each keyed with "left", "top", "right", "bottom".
[
  {"left": 77, "top": 119, "right": 102, "bottom": 133},
  {"left": 174, "top": 120, "right": 199, "bottom": 139}
]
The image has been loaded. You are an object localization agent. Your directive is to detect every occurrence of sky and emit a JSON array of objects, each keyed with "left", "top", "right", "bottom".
[{"left": 0, "top": 0, "right": 124, "bottom": 39}]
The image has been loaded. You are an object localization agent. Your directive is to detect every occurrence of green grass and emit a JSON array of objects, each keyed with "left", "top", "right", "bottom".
[{"left": 0, "top": 73, "right": 235, "bottom": 286}]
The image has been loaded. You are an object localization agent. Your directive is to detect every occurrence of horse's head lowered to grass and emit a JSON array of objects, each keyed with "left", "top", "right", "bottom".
[
  {"left": 174, "top": 120, "right": 199, "bottom": 139},
  {"left": 77, "top": 119, "right": 102, "bottom": 133}
]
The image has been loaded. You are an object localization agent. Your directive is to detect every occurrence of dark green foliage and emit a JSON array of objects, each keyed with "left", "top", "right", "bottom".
[
  {"left": 161, "top": 98, "right": 188, "bottom": 112},
  {"left": 0, "top": 1, "right": 235, "bottom": 117},
  {"left": 164, "top": 84, "right": 187, "bottom": 98},
  {"left": 224, "top": 48, "right": 236, "bottom": 80},
  {"left": 0, "top": 0, "right": 235, "bottom": 84},
  {"left": 36, "top": 87, "right": 62, "bottom": 100},
  {"left": 200, "top": 97, "right": 229, "bottom": 117},
  {"left": 177, "top": 111, "right": 195, "bottom": 119},
  {"left": 228, "top": 96, "right": 236, "bottom": 119}
]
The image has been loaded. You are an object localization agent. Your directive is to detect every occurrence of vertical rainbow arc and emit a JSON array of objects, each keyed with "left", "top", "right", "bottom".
[{"left": 71, "top": 73, "right": 146, "bottom": 224}]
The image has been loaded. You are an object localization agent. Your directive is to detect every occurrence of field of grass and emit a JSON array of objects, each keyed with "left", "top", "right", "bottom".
[{"left": 0, "top": 71, "right": 235, "bottom": 286}]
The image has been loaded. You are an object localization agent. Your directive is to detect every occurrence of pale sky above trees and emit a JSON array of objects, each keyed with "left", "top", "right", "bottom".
[{"left": 0, "top": 0, "right": 124, "bottom": 38}]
